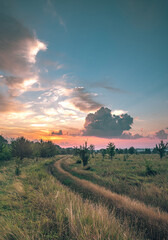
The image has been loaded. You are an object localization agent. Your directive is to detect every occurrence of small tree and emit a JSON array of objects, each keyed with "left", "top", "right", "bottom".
[
  {"left": 79, "top": 142, "right": 90, "bottom": 166},
  {"left": 89, "top": 144, "right": 95, "bottom": 158},
  {"left": 11, "top": 137, "right": 32, "bottom": 175},
  {"left": 100, "top": 149, "right": 106, "bottom": 160},
  {"left": 144, "top": 148, "right": 151, "bottom": 154},
  {"left": 128, "top": 146, "right": 135, "bottom": 155},
  {"left": 73, "top": 146, "right": 80, "bottom": 156},
  {"left": 155, "top": 140, "right": 168, "bottom": 159},
  {"left": 106, "top": 142, "right": 115, "bottom": 160}
]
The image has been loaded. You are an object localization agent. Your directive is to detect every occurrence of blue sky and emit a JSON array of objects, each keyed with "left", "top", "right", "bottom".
[{"left": 0, "top": 0, "right": 167, "bottom": 147}]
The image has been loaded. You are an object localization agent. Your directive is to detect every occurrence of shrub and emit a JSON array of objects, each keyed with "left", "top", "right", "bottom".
[
  {"left": 15, "top": 166, "right": 21, "bottom": 176},
  {"left": 145, "top": 161, "right": 157, "bottom": 176},
  {"left": 76, "top": 159, "right": 82, "bottom": 164}
]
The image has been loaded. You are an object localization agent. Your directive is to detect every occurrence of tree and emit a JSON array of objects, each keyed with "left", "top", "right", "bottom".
[
  {"left": 116, "top": 148, "right": 124, "bottom": 154},
  {"left": 0, "top": 136, "right": 11, "bottom": 161},
  {"left": 144, "top": 148, "right": 151, "bottom": 154},
  {"left": 73, "top": 146, "right": 80, "bottom": 156},
  {"left": 89, "top": 144, "right": 95, "bottom": 158},
  {"left": 155, "top": 140, "right": 168, "bottom": 159},
  {"left": 100, "top": 149, "right": 106, "bottom": 160},
  {"left": 106, "top": 142, "right": 115, "bottom": 160},
  {"left": 128, "top": 146, "right": 135, "bottom": 154},
  {"left": 79, "top": 142, "right": 90, "bottom": 166},
  {"left": 0, "top": 135, "right": 8, "bottom": 152},
  {"left": 11, "top": 137, "right": 32, "bottom": 161},
  {"left": 39, "top": 140, "right": 58, "bottom": 158}
]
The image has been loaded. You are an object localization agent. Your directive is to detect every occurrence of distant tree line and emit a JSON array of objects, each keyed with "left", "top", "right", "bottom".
[
  {"left": 0, "top": 135, "right": 167, "bottom": 165},
  {"left": 0, "top": 135, "right": 75, "bottom": 162}
]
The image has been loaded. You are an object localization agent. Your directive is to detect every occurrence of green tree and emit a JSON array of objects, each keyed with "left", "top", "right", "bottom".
[
  {"left": 155, "top": 140, "right": 168, "bottom": 159},
  {"left": 79, "top": 142, "right": 90, "bottom": 166},
  {"left": 0, "top": 135, "right": 8, "bottom": 152},
  {"left": 106, "top": 142, "right": 115, "bottom": 160},
  {"left": 100, "top": 149, "right": 106, "bottom": 160},
  {"left": 0, "top": 135, "right": 11, "bottom": 161},
  {"left": 144, "top": 148, "right": 151, "bottom": 154},
  {"left": 11, "top": 137, "right": 32, "bottom": 161},
  {"left": 39, "top": 140, "right": 58, "bottom": 158},
  {"left": 128, "top": 146, "right": 135, "bottom": 154},
  {"left": 89, "top": 144, "right": 95, "bottom": 158},
  {"left": 73, "top": 146, "right": 80, "bottom": 156}
]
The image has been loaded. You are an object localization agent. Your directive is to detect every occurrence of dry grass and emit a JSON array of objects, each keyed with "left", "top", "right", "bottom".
[
  {"left": 0, "top": 157, "right": 135, "bottom": 240},
  {"left": 63, "top": 154, "right": 168, "bottom": 212},
  {"left": 54, "top": 157, "right": 168, "bottom": 240}
]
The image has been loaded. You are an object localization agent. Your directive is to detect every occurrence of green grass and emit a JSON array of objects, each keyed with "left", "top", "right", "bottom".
[
  {"left": 63, "top": 154, "right": 168, "bottom": 212},
  {"left": 0, "top": 157, "right": 136, "bottom": 240}
]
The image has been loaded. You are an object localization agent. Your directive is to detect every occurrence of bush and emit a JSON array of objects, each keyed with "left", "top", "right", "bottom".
[
  {"left": 145, "top": 161, "right": 157, "bottom": 176},
  {"left": 76, "top": 159, "right": 82, "bottom": 164},
  {"left": 15, "top": 166, "right": 21, "bottom": 176}
]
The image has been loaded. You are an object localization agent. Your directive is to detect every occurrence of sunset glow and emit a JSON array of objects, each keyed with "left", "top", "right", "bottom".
[{"left": 0, "top": 0, "right": 167, "bottom": 148}]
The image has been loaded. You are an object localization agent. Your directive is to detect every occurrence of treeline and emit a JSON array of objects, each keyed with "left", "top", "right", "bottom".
[
  {"left": 0, "top": 135, "right": 73, "bottom": 162},
  {"left": 73, "top": 141, "right": 168, "bottom": 167},
  {"left": 0, "top": 135, "right": 167, "bottom": 164}
]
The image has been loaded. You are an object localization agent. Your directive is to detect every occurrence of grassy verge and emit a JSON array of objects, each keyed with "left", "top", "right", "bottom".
[
  {"left": 62, "top": 154, "right": 168, "bottom": 212},
  {"left": 0, "top": 157, "right": 135, "bottom": 240},
  {"left": 52, "top": 157, "right": 168, "bottom": 240}
]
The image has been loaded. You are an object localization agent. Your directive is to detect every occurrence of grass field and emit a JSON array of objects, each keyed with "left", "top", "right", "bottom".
[
  {"left": 62, "top": 153, "right": 168, "bottom": 212},
  {"left": 0, "top": 157, "right": 138, "bottom": 240}
]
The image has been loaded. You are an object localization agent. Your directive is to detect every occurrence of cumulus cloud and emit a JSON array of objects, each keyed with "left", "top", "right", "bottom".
[
  {"left": 0, "top": 14, "right": 46, "bottom": 78},
  {"left": 83, "top": 107, "right": 133, "bottom": 137},
  {"left": 155, "top": 130, "right": 168, "bottom": 139},
  {"left": 51, "top": 130, "right": 63, "bottom": 135},
  {"left": 0, "top": 12, "right": 47, "bottom": 111}
]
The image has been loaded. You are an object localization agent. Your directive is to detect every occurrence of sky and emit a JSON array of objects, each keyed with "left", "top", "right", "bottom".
[{"left": 0, "top": 0, "right": 168, "bottom": 148}]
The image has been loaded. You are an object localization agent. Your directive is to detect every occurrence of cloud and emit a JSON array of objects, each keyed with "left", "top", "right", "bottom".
[
  {"left": 0, "top": 93, "right": 23, "bottom": 113},
  {"left": 0, "top": 13, "right": 46, "bottom": 78},
  {"left": 90, "top": 81, "right": 126, "bottom": 93},
  {"left": 155, "top": 130, "right": 168, "bottom": 139},
  {"left": 70, "top": 87, "right": 102, "bottom": 112},
  {"left": 120, "top": 132, "right": 143, "bottom": 139},
  {"left": 83, "top": 107, "right": 133, "bottom": 137},
  {"left": 51, "top": 130, "right": 63, "bottom": 135},
  {"left": 46, "top": 0, "right": 67, "bottom": 31},
  {"left": 0, "top": 12, "right": 47, "bottom": 111}
]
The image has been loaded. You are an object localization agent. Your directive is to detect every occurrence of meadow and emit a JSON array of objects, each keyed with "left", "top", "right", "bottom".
[
  {"left": 1, "top": 152, "right": 168, "bottom": 240},
  {"left": 0, "top": 156, "right": 138, "bottom": 240},
  {"left": 62, "top": 153, "right": 168, "bottom": 212}
]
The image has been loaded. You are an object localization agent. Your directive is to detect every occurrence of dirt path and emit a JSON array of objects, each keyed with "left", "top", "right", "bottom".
[{"left": 52, "top": 157, "right": 168, "bottom": 240}]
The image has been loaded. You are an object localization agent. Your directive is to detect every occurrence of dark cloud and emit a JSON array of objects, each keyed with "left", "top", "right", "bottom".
[
  {"left": 120, "top": 132, "right": 143, "bottom": 139},
  {"left": 83, "top": 107, "right": 133, "bottom": 137},
  {"left": 155, "top": 130, "right": 168, "bottom": 139},
  {"left": 0, "top": 10, "right": 46, "bottom": 111},
  {"left": 0, "top": 13, "right": 35, "bottom": 77},
  {"left": 71, "top": 87, "right": 102, "bottom": 112},
  {"left": 51, "top": 130, "right": 63, "bottom": 135}
]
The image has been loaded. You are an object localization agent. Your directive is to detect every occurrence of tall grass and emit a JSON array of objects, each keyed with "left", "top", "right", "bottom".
[
  {"left": 52, "top": 157, "right": 168, "bottom": 240},
  {"left": 0, "top": 157, "right": 134, "bottom": 240},
  {"left": 63, "top": 154, "right": 168, "bottom": 212}
]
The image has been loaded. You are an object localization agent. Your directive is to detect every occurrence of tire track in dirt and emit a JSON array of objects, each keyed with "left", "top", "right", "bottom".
[{"left": 52, "top": 157, "right": 168, "bottom": 240}]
